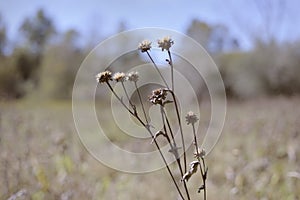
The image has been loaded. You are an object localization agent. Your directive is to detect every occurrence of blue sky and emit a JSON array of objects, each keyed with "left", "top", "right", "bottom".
[{"left": 0, "top": 0, "right": 299, "bottom": 49}]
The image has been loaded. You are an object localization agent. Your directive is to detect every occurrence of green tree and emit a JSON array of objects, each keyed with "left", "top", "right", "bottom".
[
  {"left": 20, "top": 9, "right": 55, "bottom": 53},
  {"left": 0, "top": 14, "right": 6, "bottom": 56},
  {"left": 0, "top": 58, "right": 23, "bottom": 99},
  {"left": 39, "top": 29, "right": 84, "bottom": 99},
  {"left": 14, "top": 9, "right": 56, "bottom": 91},
  {"left": 14, "top": 48, "right": 40, "bottom": 81},
  {"left": 187, "top": 19, "right": 212, "bottom": 50},
  {"left": 186, "top": 19, "right": 236, "bottom": 53}
]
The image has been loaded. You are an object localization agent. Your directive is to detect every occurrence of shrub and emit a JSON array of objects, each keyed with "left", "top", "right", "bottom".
[
  {"left": 0, "top": 57, "right": 23, "bottom": 99},
  {"left": 219, "top": 41, "right": 300, "bottom": 98}
]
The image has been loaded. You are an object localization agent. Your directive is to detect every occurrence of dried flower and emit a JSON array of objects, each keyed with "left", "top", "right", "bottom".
[
  {"left": 113, "top": 72, "right": 126, "bottom": 82},
  {"left": 127, "top": 71, "right": 139, "bottom": 82},
  {"left": 199, "top": 148, "right": 206, "bottom": 157},
  {"left": 138, "top": 40, "right": 152, "bottom": 52},
  {"left": 182, "top": 161, "right": 200, "bottom": 182},
  {"left": 194, "top": 148, "right": 206, "bottom": 159},
  {"left": 96, "top": 71, "right": 112, "bottom": 83},
  {"left": 157, "top": 36, "right": 174, "bottom": 51},
  {"left": 185, "top": 111, "right": 199, "bottom": 125},
  {"left": 149, "top": 88, "right": 168, "bottom": 105}
]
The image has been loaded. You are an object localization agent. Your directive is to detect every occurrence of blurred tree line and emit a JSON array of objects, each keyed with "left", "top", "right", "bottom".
[
  {"left": 0, "top": 9, "right": 84, "bottom": 100},
  {"left": 186, "top": 0, "right": 300, "bottom": 99},
  {"left": 0, "top": 5, "right": 299, "bottom": 101}
]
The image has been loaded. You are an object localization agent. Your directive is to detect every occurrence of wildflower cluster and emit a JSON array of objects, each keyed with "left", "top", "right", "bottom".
[
  {"left": 96, "top": 71, "right": 139, "bottom": 84},
  {"left": 95, "top": 37, "right": 208, "bottom": 200},
  {"left": 138, "top": 36, "right": 174, "bottom": 53},
  {"left": 149, "top": 88, "right": 168, "bottom": 105}
]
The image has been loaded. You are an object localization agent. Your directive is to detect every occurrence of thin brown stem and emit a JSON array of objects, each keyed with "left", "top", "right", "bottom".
[
  {"left": 191, "top": 123, "right": 207, "bottom": 200},
  {"left": 121, "top": 82, "right": 135, "bottom": 110},
  {"left": 167, "top": 50, "right": 174, "bottom": 92},
  {"left": 192, "top": 123, "right": 200, "bottom": 160},
  {"left": 144, "top": 127, "right": 186, "bottom": 200},
  {"left": 167, "top": 90, "right": 187, "bottom": 173},
  {"left": 134, "top": 82, "right": 148, "bottom": 124},
  {"left": 161, "top": 108, "right": 176, "bottom": 143},
  {"left": 107, "top": 82, "right": 134, "bottom": 116},
  {"left": 105, "top": 82, "right": 185, "bottom": 200},
  {"left": 160, "top": 106, "right": 191, "bottom": 200},
  {"left": 146, "top": 51, "right": 169, "bottom": 89},
  {"left": 201, "top": 157, "right": 207, "bottom": 200}
]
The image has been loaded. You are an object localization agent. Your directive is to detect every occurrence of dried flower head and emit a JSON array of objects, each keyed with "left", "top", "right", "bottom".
[
  {"left": 113, "top": 72, "right": 126, "bottom": 82},
  {"left": 185, "top": 111, "right": 199, "bottom": 125},
  {"left": 157, "top": 36, "right": 174, "bottom": 51},
  {"left": 96, "top": 71, "right": 112, "bottom": 83},
  {"left": 127, "top": 71, "right": 139, "bottom": 82},
  {"left": 194, "top": 148, "right": 206, "bottom": 159},
  {"left": 149, "top": 88, "right": 168, "bottom": 105},
  {"left": 138, "top": 40, "right": 152, "bottom": 52}
]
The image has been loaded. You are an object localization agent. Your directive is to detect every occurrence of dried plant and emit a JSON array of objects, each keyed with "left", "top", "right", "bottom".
[{"left": 96, "top": 37, "right": 208, "bottom": 200}]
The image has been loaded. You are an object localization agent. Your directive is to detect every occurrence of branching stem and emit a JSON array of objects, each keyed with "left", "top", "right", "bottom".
[{"left": 106, "top": 81, "right": 185, "bottom": 200}]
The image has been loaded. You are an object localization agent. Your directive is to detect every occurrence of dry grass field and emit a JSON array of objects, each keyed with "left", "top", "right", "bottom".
[{"left": 0, "top": 96, "right": 299, "bottom": 199}]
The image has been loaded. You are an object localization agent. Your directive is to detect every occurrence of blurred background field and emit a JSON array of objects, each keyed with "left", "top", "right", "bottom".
[
  {"left": 0, "top": 0, "right": 300, "bottom": 199},
  {"left": 1, "top": 97, "right": 299, "bottom": 199}
]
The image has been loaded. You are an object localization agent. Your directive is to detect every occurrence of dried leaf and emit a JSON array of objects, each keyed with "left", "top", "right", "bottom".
[{"left": 181, "top": 161, "right": 200, "bottom": 182}]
